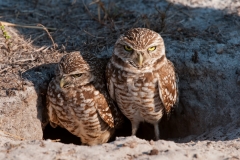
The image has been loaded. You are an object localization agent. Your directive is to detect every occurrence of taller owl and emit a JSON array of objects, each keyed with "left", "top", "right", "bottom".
[{"left": 106, "top": 28, "right": 178, "bottom": 140}]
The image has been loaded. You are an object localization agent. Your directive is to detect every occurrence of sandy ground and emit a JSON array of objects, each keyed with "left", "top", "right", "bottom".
[
  {"left": 0, "top": 0, "right": 240, "bottom": 159},
  {"left": 0, "top": 132, "right": 240, "bottom": 160}
]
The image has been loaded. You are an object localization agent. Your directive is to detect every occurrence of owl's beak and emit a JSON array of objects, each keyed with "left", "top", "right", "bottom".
[
  {"left": 60, "top": 78, "right": 65, "bottom": 88},
  {"left": 138, "top": 53, "right": 143, "bottom": 67}
]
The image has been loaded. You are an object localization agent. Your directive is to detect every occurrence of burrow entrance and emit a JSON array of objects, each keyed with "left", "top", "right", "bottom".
[
  {"left": 23, "top": 46, "right": 240, "bottom": 145},
  {"left": 42, "top": 113, "right": 185, "bottom": 144}
]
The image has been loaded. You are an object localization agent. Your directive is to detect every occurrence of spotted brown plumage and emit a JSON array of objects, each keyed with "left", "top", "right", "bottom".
[
  {"left": 46, "top": 51, "right": 123, "bottom": 146},
  {"left": 106, "top": 28, "right": 178, "bottom": 140}
]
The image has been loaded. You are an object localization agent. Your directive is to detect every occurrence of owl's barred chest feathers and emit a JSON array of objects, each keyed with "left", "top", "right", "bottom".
[
  {"left": 117, "top": 70, "right": 158, "bottom": 99},
  {"left": 110, "top": 63, "right": 164, "bottom": 123}
]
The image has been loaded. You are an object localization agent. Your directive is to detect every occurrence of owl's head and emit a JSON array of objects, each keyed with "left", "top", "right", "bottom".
[
  {"left": 114, "top": 28, "right": 166, "bottom": 69},
  {"left": 57, "top": 52, "right": 94, "bottom": 88}
]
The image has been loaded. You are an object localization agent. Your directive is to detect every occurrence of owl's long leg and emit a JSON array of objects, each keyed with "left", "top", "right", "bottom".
[
  {"left": 131, "top": 121, "right": 140, "bottom": 136},
  {"left": 154, "top": 123, "right": 160, "bottom": 140}
]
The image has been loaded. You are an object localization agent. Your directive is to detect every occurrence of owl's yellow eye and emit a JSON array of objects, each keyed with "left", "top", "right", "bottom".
[
  {"left": 124, "top": 45, "right": 133, "bottom": 51},
  {"left": 148, "top": 46, "right": 156, "bottom": 51}
]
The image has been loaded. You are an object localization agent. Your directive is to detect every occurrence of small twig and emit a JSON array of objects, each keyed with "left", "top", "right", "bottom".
[
  {"left": 27, "top": 33, "right": 46, "bottom": 45},
  {"left": 83, "top": 30, "right": 105, "bottom": 38},
  {"left": 35, "top": 46, "right": 48, "bottom": 52},
  {"left": 82, "top": 0, "right": 105, "bottom": 25},
  {"left": 0, "top": 21, "right": 56, "bottom": 30},
  {"left": 43, "top": 46, "right": 50, "bottom": 52},
  {"left": 165, "top": 13, "right": 177, "bottom": 21},
  {"left": 37, "top": 24, "right": 56, "bottom": 50},
  {"left": 51, "top": 139, "right": 61, "bottom": 142},
  {"left": 179, "top": 10, "right": 191, "bottom": 17},
  {"left": 142, "top": 15, "right": 151, "bottom": 29},
  {"left": 13, "top": 58, "right": 36, "bottom": 63},
  {"left": 154, "top": 2, "right": 172, "bottom": 32},
  {"left": 90, "top": 0, "right": 108, "bottom": 21},
  {"left": 0, "top": 130, "right": 24, "bottom": 140}
]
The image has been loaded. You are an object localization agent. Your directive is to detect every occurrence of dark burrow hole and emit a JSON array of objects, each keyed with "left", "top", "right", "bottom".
[
  {"left": 43, "top": 115, "right": 176, "bottom": 145},
  {"left": 43, "top": 124, "right": 81, "bottom": 145},
  {"left": 25, "top": 57, "right": 185, "bottom": 145}
]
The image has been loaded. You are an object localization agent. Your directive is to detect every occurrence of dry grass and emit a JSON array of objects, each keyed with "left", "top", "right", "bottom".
[
  {"left": 0, "top": 0, "right": 184, "bottom": 94},
  {"left": 0, "top": 130, "right": 24, "bottom": 141}
]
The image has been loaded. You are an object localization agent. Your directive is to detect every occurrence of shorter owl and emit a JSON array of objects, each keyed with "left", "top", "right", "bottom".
[{"left": 46, "top": 51, "right": 123, "bottom": 146}]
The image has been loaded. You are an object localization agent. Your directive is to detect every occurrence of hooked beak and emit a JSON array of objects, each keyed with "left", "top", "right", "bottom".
[
  {"left": 60, "top": 78, "right": 65, "bottom": 88},
  {"left": 138, "top": 53, "right": 143, "bottom": 67}
]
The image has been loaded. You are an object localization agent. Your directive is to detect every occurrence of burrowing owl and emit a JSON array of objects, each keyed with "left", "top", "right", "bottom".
[
  {"left": 46, "top": 51, "right": 123, "bottom": 145},
  {"left": 106, "top": 28, "right": 178, "bottom": 140}
]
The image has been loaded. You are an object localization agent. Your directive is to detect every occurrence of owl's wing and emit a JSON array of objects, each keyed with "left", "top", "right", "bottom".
[
  {"left": 107, "top": 99, "right": 125, "bottom": 129},
  {"left": 105, "top": 62, "right": 116, "bottom": 101},
  {"left": 47, "top": 104, "right": 59, "bottom": 128},
  {"left": 46, "top": 86, "right": 60, "bottom": 128},
  {"left": 157, "top": 60, "right": 179, "bottom": 114},
  {"left": 94, "top": 93, "right": 115, "bottom": 128}
]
